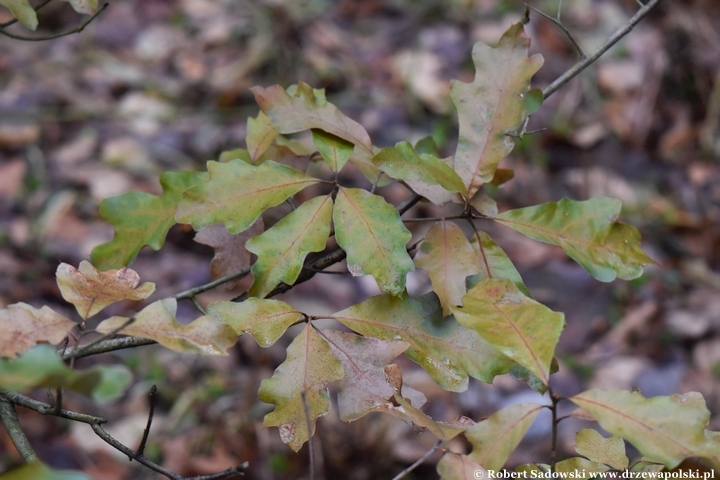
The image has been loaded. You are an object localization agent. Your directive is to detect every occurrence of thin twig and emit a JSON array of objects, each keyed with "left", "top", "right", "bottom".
[
  {"left": 62, "top": 336, "right": 156, "bottom": 361},
  {"left": 542, "top": 0, "right": 662, "bottom": 99},
  {"left": 0, "top": 0, "right": 54, "bottom": 28},
  {"left": 63, "top": 317, "right": 136, "bottom": 362},
  {"left": 300, "top": 391, "right": 315, "bottom": 480},
  {"left": 0, "top": 3, "right": 109, "bottom": 41},
  {"left": 190, "top": 296, "right": 207, "bottom": 315},
  {"left": 173, "top": 267, "right": 251, "bottom": 301},
  {"left": 402, "top": 215, "right": 465, "bottom": 223},
  {"left": 1, "top": 391, "right": 106, "bottom": 424},
  {"left": 526, "top": 4, "right": 586, "bottom": 59},
  {"left": 135, "top": 385, "right": 157, "bottom": 460},
  {"left": 550, "top": 389, "right": 559, "bottom": 473},
  {"left": 390, "top": 440, "right": 442, "bottom": 480},
  {"left": 0, "top": 397, "right": 39, "bottom": 462}
]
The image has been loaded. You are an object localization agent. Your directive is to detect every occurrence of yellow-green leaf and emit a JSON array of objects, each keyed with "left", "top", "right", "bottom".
[
  {"left": 247, "top": 195, "right": 333, "bottom": 298},
  {"left": 0, "top": 460, "right": 91, "bottom": 480},
  {"left": 207, "top": 298, "right": 303, "bottom": 347},
  {"left": 437, "top": 452, "right": 486, "bottom": 480},
  {"left": 92, "top": 171, "right": 207, "bottom": 270},
  {"left": 0, "top": 345, "right": 131, "bottom": 403},
  {"left": 251, "top": 82, "right": 373, "bottom": 155},
  {"left": 392, "top": 393, "right": 468, "bottom": 441},
  {"left": 96, "top": 298, "right": 237, "bottom": 355},
  {"left": 0, "top": 303, "right": 76, "bottom": 358},
  {"left": 258, "top": 323, "right": 344, "bottom": 451},
  {"left": 575, "top": 428, "right": 629, "bottom": 470},
  {"left": 0, "top": 0, "right": 37, "bottom": 30},
  {"left": 246, "top": 111, "right": 279, "bottom": 163},
  {"left": 494, "top": 197, "right": 655, "bottom": 282},
  {"left": 570, "top": 389, "right": 716, "bottom": 469},
  {"left": 56, "top": 261, "right": 155, "bottom": 320},
  {"left": 555, "top": 457, "right": 609, "bottom": 478},
  {"left": 333, "top": 187, "right": 414, "bottom": 296},
  {"left": 320, "top": 330, "right": 422, "bottom": 421},
  {"left": 452, "top": 279, "right": 564, "bottom": 385},
  {"left": 372, "top": 141, "right": 467, "bottom": 196},
  {"left": 468, "top": 231, "right": 531, "bottom": 297},
  {"left": 312, "top": 129, "right": 354, "bottom": 172},
  {"left": 414, "top": 221, "right": 482, "bottom": 316},
  {"left": 176, "top": 159, "right": 319, "bottom": 234},
  {"left": 332, "top": 292, "right": 514, "bottom": 392},
  {"left": 465, "top": 402, "right": 543, "bottom": 470},
  {"left": 450, "top": 23, "right": 543, "bottom": 196}
]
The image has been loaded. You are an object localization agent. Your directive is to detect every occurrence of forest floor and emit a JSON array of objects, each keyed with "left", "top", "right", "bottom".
[{"left": 1, "top": 0, "right": 720, "bottom": 479}]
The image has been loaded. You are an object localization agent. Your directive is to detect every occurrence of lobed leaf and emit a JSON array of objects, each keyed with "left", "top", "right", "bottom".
[
  {"left": 246, "top": 111, "right": 279, "bottom": 163},
  {"left": 570, "top": 389, "right": 718, "bottom": 469},
  {"left": 574, "top": 428, "right": 629, "bottom": 470},
  {"left": 465, "top": 402, "right": 543, "bottom": 470},
  {"left": 320, "top": 330, "right": 423, "bottom": 422},
  {"left": 414, "top": 221, "right": 483, "bottom": 316},
  {"left": 251, "top": 82, "right": 373, "bottom": 154},
  {"left": 258, "top": 324, "right": 344, "bottom": 451},
  {"left": 207, "top": 298, "right": 303, "bottom": 348},
  {"left": 247, "top": 195, "right": 333, "bottom": 298},
  {"left": 372, "top": 141, "right": 467, "bottom": 196},
  {"left": 91, "top": 171, "right": 207, "bottom": 270},
  {"left": 450, "top": 23, "right": 543, "bottom": 196},
  {"left": 96, "top": 298, "right": 237, "bottom": 355},
  {"left": 332, "top": 292, "right": 514, "bottom": 392},
  {"left": 175, "top": 159, "right": 319, "bottom": 234},
  {"left": 0, "top": 0, "right": 37, "bottom": 30},
  {"left": 494, "top": 197, "right": 656, "bottom": 282},
  {"left": 452, "top": 278, "right": 564, "bottom": 385},
  {"left": 333, "top": 187, "right": 414, "bottom": 296},
  {"left": 0, "top": 303, "right": 76, "bottom": 358},
  {"left": 0, "top": 345, "right": 131, "bottom": 403},
  {"left": 312, "top": 129, "right": 354, "bottom": 172},
  {"left": 194, "top": 219, "right": 263, "bottom": 287},
  {"left": 56, "top": 261, "right": 155, "bottom": 320},
  {"left": 554, "top": 458, "right": 609, "bottom": 478}
]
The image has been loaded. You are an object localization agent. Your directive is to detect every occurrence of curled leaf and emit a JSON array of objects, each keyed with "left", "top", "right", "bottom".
[
  {"left": 0, "top": 303, "right": 76, "bottom": 358},
  {"left": 56, "top": 261, "right": 155, "bottom": 320}
]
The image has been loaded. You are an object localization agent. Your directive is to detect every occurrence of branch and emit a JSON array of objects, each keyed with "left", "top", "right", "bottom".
[
  {"left": 391, "top": 440, "right": 442, "bottom": 480},
  {"left": 0, "top": 3, "right": 109, "bottom": 42},
  {"left": 1, "top": 391, "right": 106, "bottom": 424},
  {"left": 0, "top": 396, "right": 39, "bottom": 462},
  {"left": 173, "top": 267, "right": 251, "bottom": 301},
  {"left": 541, "top": 0, "right": 662, "bottom": 99},
  {"left": 62, "top": 335, "right": 156, "bottom": 361},
  {"left": 0, "top": 0, "right": 54, "bottom": 28},
  {"left": 526, "top": 4, "right": 586, "bottom": 60}
]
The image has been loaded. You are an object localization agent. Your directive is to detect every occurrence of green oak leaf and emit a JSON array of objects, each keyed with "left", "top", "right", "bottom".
[
  {"left": 452, "top": 278, "right": 564, "bottom": 385},
  {"left": 437, "top": 453, "right": 486, "bottom": 480},
  {"left": 0, "top": 461, "right": 91, "bottom": 480},
  {"left": 91, "top": 171, "right": 207, "bottom": 270},
  {"left": 467, "top": 231, "right": 531, "bottom": 297},
  {"left": 251, "top": 82, "right": 373, "bottom": 155},
  {"left": 246, "top": 111, "right": 279, "bottom": 163},
  {"left": 574, "top": 428, "right": 629, "bottom": 470},
  {"left": 570, "top": 389, "right": 718, "bottom": 469},
  {"left": 372, "top": 141, "right": 467, "bottom": 196},
  {"left": 465, "top": 402, "right": 544, "bottom": 470},
  {"left": 451, "top": 23, "right": 543, "bottom": 196},
  {"left": 247, "top": 195, "right": 333, "bottom": 297},
  {"left": 333, "top": 187, "right": 414, "bottom": 296},
  {"left": 207, "top": 298, "right": 303, "bottom": 348},
  {"left": 0, "top": 0, "right": 37, "bottom": 30},
  {"left": 555, "top": 458, "right": 609, "bottom": 478},
  {"left": 258, "top": 323, "right": 343, "bottom": 451},
  {"left": 493, "top": 197, "right": 656, "bottom": 282},
  {"left": 175, "top": 159, "right": 319, "bottom": 234},
  {"left": 312, "top": 129, "right": 354, "bottom": 172},
  {"left": 332, "top": 291, "right": 514, "bottom": 392}
]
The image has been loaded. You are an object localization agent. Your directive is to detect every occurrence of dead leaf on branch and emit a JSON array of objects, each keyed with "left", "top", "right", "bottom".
[
  {"left": 0, "top": 303, "right": 76, "bottom": 358},
  {"left": 56, "top": 261, "right": 155, "bottom": 320}
]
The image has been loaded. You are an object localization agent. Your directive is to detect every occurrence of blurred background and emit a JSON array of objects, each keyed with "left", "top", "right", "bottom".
[{"left": 1, "top": 0, "right": 719, "bottom": 478}]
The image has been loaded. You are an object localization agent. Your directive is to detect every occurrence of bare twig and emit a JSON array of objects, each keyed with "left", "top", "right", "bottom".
[
  {"left": 62, "top": 336, "right": 156, "bottom": 361},
  {"left": 1, "top": 391, "right": 106, "bottom": 424},
  {"left": 0, "top": 3, "right": 109, "bottom": 41},
  {"left": 390, "top": 440, "right": 442, "bottom": 480},
  {"left": 526, "top": 4, "right": 586, "bottom": 60},
  {"left": 173, "top": 267, "right": 251, "bottom": 301},
  {"left": 0, "top": 397, "right": 39, "bottom": 462},
  {"left": 542, "top": 0, "right": 662, "bottom": 99},
  {"left": 135, "top": 385, "right": 157, "bottom": 459}
]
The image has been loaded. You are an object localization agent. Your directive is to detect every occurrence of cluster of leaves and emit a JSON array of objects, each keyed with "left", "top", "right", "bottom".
[{"left": 1, "top": 21, "right": 718, "bottom": 479}]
